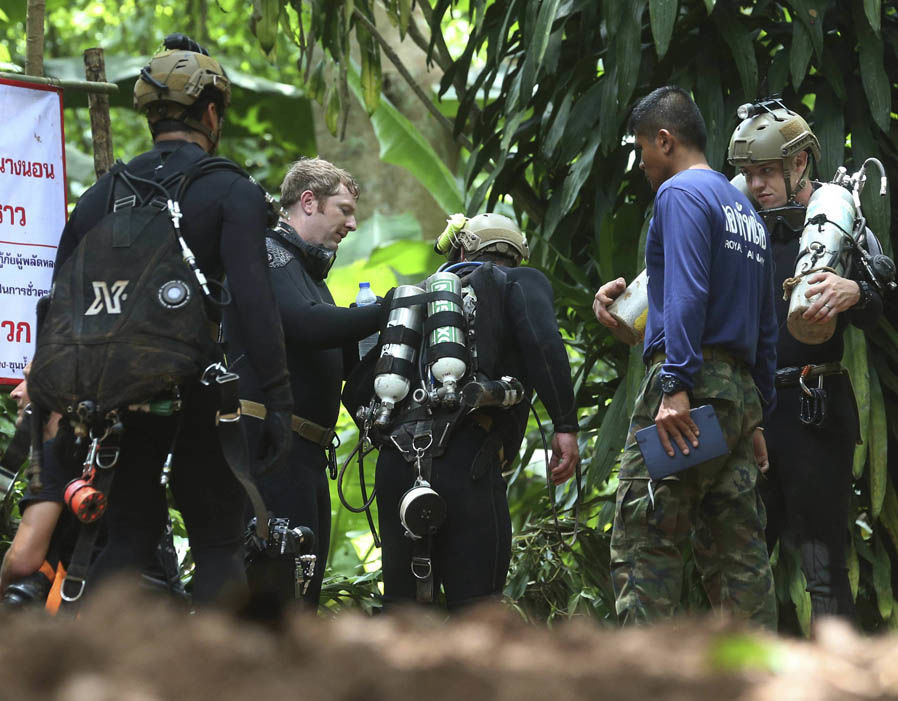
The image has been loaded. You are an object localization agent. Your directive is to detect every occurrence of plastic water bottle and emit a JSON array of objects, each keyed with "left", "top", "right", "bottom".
[{"left": 356, "top": 281, "right": 379, "bottom": 359}]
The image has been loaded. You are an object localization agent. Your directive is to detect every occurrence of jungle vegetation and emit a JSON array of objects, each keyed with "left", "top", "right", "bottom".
[{"left": 1, "top": 0, "right": 897, "bottom": 634}]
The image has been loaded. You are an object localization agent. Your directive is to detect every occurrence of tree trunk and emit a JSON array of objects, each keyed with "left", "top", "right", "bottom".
[
  {"left": 25, "top": 0, "right": 46, "bottom": 76},
  {"left": 83, "top": 48, "right": 114, "bottom": 179}
]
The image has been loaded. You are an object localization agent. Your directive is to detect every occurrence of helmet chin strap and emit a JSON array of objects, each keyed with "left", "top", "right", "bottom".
[{"left": 784, "top": 154, "right": 811, "bottom": 205}]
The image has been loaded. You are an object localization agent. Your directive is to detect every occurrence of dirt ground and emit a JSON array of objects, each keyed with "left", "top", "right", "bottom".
[{"left": 2, "top": 586, "right": 898, "bottom": 701}]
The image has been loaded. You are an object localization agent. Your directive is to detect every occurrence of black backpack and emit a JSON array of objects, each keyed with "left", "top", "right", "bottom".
[{"left": 29, "top": 155, "right": 247, "bottom": 417}]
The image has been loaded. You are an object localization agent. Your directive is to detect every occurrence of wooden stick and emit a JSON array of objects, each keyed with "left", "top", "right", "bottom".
[
  {"left": 0, "top": 71, "right": 119, "bottom": 94},
  {"left": 83, "top": 48, "right": 114, "bottom": 178},
  {"left": 25, "top": 0, "right": 45, "bottom": 76}
]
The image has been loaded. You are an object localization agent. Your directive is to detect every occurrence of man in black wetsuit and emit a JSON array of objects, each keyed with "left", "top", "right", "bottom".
[
  {"left": 45, "top": 35, "right": 293, "bottom": 605},
  {"left": 729, "top": 100, "right": 885, "bottom": 622},
  {"left": 224, "top": 157, "right": 382, "bottom": 608},
  {"left": 371, "top": 213, "right": 580, "bottom": 610}
]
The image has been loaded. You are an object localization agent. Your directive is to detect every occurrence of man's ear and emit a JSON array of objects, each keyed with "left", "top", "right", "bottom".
[
  {"left": 298, "top": 189, "right": 317, "bottom": 216},
  {"left": 657, "top": 128, "right": 674, "bottom": 154}
]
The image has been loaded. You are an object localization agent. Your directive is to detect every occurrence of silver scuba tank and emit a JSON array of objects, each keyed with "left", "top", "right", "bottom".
[
  {"left": 425, "top": 271, "right": 467, "bottom": 406},
  {"left": 786, "top": 183, "right": 856, "bottom": 344},
  {"left": 606, "top": 269, "right": 649, "bottom": 346},
  {"left": 373, "top": 285, "right": 426, "bottom": 427}
]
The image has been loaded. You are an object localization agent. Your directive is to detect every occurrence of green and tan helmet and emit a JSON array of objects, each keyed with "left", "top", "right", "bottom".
[
  {"left": 456, "top": 213, "right": 530, "bottom": 262},
  {"left": 728, "top": 101, "right": 821, "bottom": 202},
  {"left": 133, "top": 47, "right": 231, "bottom": 143}
]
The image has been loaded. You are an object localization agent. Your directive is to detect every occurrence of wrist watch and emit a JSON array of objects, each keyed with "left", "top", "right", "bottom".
[
  {"left": 660, "top": 373, "right": 688, "bottom": 396},
  {"left": 855, "top": 280, "right": 874, "bottom": 310}
]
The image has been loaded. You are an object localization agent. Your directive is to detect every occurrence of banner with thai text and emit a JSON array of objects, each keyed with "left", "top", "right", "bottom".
[{"left": 0, "top": 78, "right": 67, "bottom": 385}]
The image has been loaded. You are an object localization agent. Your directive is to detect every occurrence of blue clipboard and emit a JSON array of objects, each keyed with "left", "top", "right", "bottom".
[{"left": 635, "top": 404, "right": 730, "bottom": 480}]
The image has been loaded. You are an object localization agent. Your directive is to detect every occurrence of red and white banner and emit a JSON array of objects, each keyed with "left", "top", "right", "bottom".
[{"left": 0, "top": 78, "right": 67, "bottom": 385}]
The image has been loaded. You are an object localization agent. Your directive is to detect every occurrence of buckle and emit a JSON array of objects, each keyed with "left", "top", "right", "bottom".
[
  {"left": 411, "top": 556, "right": 432, "bottom": 580},
  {"left": 60, "top": 576, "right": 86, "bottom": 602},
  {"left": 113, "top": 195, "right": 137, "bottom": 212}
]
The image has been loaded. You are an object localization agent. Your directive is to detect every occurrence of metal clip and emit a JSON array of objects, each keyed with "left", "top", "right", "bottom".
[{"left": 411, "top": 556, "right": 432, "bottom": 581}]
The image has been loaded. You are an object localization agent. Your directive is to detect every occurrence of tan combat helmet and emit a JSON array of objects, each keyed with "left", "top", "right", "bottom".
[
  {"left": 134, "top": 43, "right": 231, "bottom": 145},
  {"left": 728, "top": 99, "right": 821, "bottom": 202},
  {"left": 456, "top": 213, "right": 530, "bottom": 263}
]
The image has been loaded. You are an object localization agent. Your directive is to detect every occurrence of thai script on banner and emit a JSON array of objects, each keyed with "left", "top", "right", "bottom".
[
  {"left": 0, "top": 77, "right": 67, "bottom": 385},
  {"left": 0, "top": 159, "right": 56, "bottom": 179}
]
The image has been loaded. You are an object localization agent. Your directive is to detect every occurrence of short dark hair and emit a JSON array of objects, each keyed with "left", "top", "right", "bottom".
[{"left": 628, "top": 86, "right": 707, "bottom": 152}]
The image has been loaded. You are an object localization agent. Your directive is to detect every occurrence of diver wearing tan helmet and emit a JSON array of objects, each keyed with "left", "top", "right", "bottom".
[
  {"left": 353, "top": 211, "right": 579, "bottom": 611},
  {"left": 728, "top": 97, "right": 885, "bottom": 625},
  {"left": 45, "top": 33, "right": 294, "bottom": 605}
]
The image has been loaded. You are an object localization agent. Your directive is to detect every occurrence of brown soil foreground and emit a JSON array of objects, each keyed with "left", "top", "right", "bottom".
[{"left": 2, "top": 586, "right": 898, "bottom": 701}]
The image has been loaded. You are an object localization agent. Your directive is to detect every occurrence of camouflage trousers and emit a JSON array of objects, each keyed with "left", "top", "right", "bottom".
[{"left": 609, "top": 357, "right": 776, "bottom": 629}]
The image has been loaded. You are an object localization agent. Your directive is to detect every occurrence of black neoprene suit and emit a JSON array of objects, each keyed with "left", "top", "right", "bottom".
[
  {"left": 375, "top": 263, "right": 578, "bottom": 610},
  {"left": 53, "top": 140, "right": 292, "bottom": 604},
  {"left": 761, "top": 217, "right": 882, "bottom": 622},
  {"left": 223, "top": 222, "right": 381, "bottom": 606}
]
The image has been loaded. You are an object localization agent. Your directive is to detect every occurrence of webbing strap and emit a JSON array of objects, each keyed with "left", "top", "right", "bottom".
[
  {"left": 428, "top": 342, "right": 467, "bottom": 361},
  {"left": 213, "top": 373, "right": 270, "bottom": 543},
  {"left": 422, "top": 311, "right": 465, "bottom": 336},
  {"left": 375, "top": 354, "right": 414, "bottom": 378},
  {"left": 412, "top": 536, "right": 434, "bottom": 604},
  {"left": 389, "top": 290, "right": 460, "bottom": 308},
  {"left": 380, "top": 324, "right": 422, "bottom": 348}
]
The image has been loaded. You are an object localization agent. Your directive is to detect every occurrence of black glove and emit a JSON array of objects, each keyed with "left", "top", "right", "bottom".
[
  {"left": 164, "top": 33, "right": 209, "bottom": 55},
  {"left": 255, "top": 409, "right": 292, "bottom": 476}
]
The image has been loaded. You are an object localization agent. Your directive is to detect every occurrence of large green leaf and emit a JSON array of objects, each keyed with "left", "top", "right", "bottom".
[
  {"left": 615, "top": 0, "right": 646, "bottom": 111},
  {"left": 649, "top": 0, "right": 678, "bottom": 60},
  {"left": 813, "top": 83, "right": 844, "bottom": 182},
  {"left": 786, "top": 0, "right": 826, "bottom": 59},
  {"left": 335, "top": 211, "right": 422, "bottom": 266},
  {"left": 873, "top": 535, "right": 894, "bottom": 621},
  {"left": 844, "top": 327, "right": 870, "bottom": 479},
  {"left": 864, "top": 0, "right": 882, "bottom": 34},
  {"left": 520, "top": 0, "right": 561, "bottom": 109},
  {"left": 713, "top": 5, "right": 758, "bottom": 99},
  {"left": 854, "top": 2, "right": 891, "bottom": 132},
  {"left": 586, "top": 379, "right": 629, "bottom": 491},
  {"left": 868, "top": 362, "right": 888, "bottom": 519},
  {"left": 788, "top": 21, "right": 813, "bottom": 91},
  {"left": 346, "top": 67, "right": 463, "bottom": 216}
]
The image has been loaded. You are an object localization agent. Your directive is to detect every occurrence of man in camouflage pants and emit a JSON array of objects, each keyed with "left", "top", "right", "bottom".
[{"left": 595, "top": 86, "right": 777, "bottom": 627}]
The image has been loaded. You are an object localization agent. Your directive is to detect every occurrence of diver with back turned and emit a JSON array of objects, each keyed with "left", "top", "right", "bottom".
[
  {"left": 729, "top": 97, "right": 892, "bottom": 622},
  {"left": 344, "top": 213, "right": 579, "bottom": 610}
]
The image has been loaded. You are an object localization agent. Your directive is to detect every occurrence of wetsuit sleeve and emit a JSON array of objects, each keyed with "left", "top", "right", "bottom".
[
  {"left": 268, "top": 265, "right": 382, "bottom": 349},
  {"left": 218, "top": 178, "right": 292, "bottom": 410},
  {"left": 656, "top": 188, "right": 710, "bottom": 390},
  {"left": 752, "top": 252, "right": 778, "bottom": 422},
  {"left": 506, "top": 268, "right": 578, "bottom": 433}
]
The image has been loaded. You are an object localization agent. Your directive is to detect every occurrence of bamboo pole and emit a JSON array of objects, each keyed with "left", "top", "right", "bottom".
[
  {"left": 0, "top": 71, "right": 119, "bottom": 94},
  {"left": 25, "top": 0, "right": 45, "bottom": 76},
  {"left": 84, "top": 48, "right": 114, "bottom": 178}
]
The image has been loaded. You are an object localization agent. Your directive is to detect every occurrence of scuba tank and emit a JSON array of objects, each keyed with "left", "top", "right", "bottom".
[
  {"left": 785, "top": 183, "right": 856, "bottom": 344},
  {"left": 425, "top": 272, "right": 467, "bottom": 406},
  {"left": 373, "top": 285, "right": 426, "bottom": 427},
  {"left": 606, "top": 269, "right": 649, "bottom": 346}
]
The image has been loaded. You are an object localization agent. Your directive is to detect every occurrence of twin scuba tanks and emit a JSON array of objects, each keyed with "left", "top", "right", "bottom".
[
  {"left": 372, "top": 272, "right": 468, "bottom": 427},
  {"left": 370, "top": 272, "right": 468, "bottom": 540}
]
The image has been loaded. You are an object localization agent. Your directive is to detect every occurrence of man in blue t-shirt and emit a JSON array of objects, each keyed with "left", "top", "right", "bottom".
[{"left": 595, "top": 86, "right": 777, "bottom": 627}]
